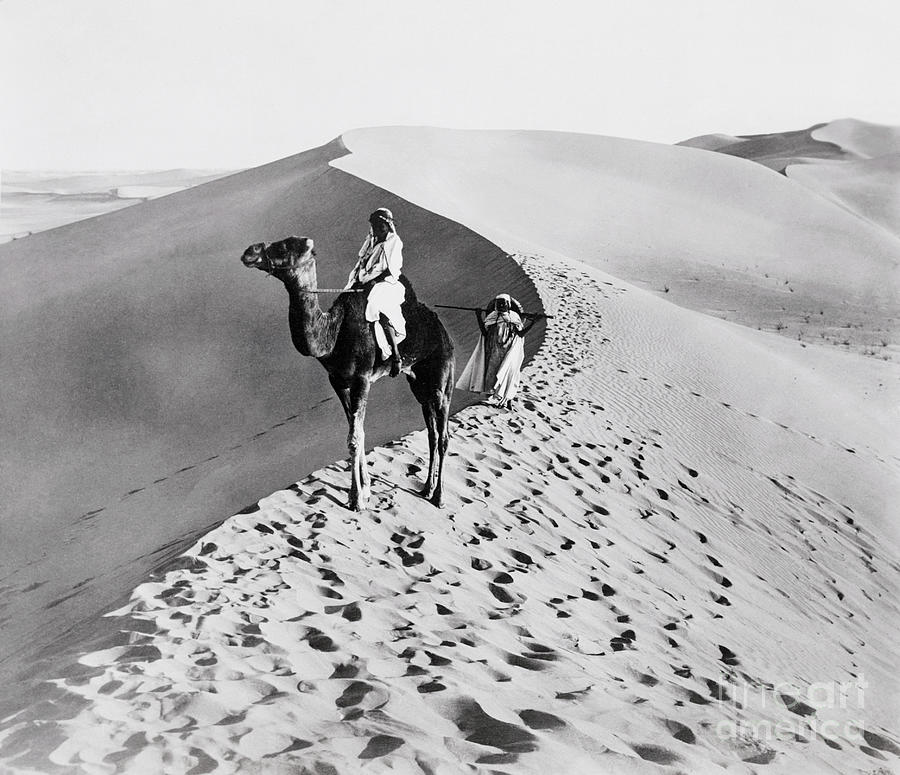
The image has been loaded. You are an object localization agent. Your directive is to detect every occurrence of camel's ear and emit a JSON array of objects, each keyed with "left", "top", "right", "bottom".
[{"left": 286, "top": 236, "right": 314, "bottom": 260}]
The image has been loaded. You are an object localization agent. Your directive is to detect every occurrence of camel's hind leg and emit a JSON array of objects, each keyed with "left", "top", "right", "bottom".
[
  {"left": 429, "top": 363, "right": 453, "bottom": 507},
  {"left": 420, "top": 399, "right": 439, "bottom": 501},
  {"left": 410, "top": 351, "right": 454, "bottom": 507}
]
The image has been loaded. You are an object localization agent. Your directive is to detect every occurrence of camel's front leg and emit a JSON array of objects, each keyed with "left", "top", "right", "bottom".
[
  {"left": 429, "top": 389, "right": 451, "bottom": 508},
  {"left": 420, "top": 400, "right": 438, "bottom": 500},
  {"left": 347, "top": 378, "right": 371, "bottom": 511}
]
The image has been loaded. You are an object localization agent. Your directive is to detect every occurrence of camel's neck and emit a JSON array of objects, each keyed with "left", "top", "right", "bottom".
[{"left": 283, "top": 273, "right": 344, "bottom": 358}]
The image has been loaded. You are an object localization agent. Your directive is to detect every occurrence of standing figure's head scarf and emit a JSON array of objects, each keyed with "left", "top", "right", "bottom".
[{"left": 484, "top": 293, "right": 523, "bottom": 326}]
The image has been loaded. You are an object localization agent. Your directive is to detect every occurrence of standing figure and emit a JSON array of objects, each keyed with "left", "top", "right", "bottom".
[
  {"left": 346, "top": 208, "right": 406, "bottom": 376},
  {"left": 456, "top": 293, "right": 537, "bottom": 408}
]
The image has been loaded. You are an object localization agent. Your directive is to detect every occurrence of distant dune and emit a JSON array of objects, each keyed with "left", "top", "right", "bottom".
[
  {"left": 813, "top": 118, "right": 900, "bottom": 159},
  {"left": 679, "top": 119, "right": 900, "bottom": 242},
  {"left": 0, "top": 169, "right": 238, "bottom": 241},
  {"left": 787, "top": 154, "right": 900, "bottom": 238},
  {"left": 678, "top": 124, "right": 852, "bottom": 172},
  {"left": 676, "top": 132, "right": 742, "bottom": 152}
]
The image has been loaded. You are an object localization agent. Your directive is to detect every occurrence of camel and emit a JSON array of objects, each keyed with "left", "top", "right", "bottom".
[{"left": 241, "top": 236, "right": 455, "bottom": 510}]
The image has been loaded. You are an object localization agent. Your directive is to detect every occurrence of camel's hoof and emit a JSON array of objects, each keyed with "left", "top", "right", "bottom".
[{"left": 429, "top": 490, "right": 444, "bottom": 509}]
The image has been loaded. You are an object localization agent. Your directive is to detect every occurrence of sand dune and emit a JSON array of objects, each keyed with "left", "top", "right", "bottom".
[
  {"left": 0, "top": 139, "right": 541, "bottom": 715},
  {"left": 0, "top": 170, "right": 238, "bottom": 242},
  {"left": 1, "top": 250, "right": 896, "bottom": 773},
  {"left": 3, "top": 170, "right": 235, "bottom": 195},
  {"left": 1, "top": 126, "right": 897, "bottom": 773},
  {"left": 813, "top": 118, "right": 900, "bottom": 159},
  {"left": 333, "top": 127, "right": 897, "bottom": 300},
  {"left": 334, "top": 127, "right": 899, "bottom": 358},
  {"left": 787, "top": 154, "right": 900, "bottom": 239},
  {"left": 678, "top": 124, "right": 853, "bottom": 172},
  {"left": 675, "top": 133, "right": 742, "bottom": 152},
  {"left": 679, "top": 119, "right": 900, "bottom": 243}
]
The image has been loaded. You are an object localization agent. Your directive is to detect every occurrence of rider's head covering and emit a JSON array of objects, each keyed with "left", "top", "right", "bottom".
[{"left": 369, "top": 208, "right": 396, "bottom": 231}]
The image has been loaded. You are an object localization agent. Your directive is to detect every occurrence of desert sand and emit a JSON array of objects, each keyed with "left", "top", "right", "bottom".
[
  {"left": 0, "top": 125, "right": 898, "bottom": 773},
  {"left": 676, "top": 120, "right": 900, "bottom": 356},
  {"left": 0, "top": 140, "right": 541, "bottom": 720}
]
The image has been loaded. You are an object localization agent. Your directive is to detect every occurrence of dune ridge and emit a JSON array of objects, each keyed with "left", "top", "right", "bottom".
[
  {"left": 679, "top": 119, "right": 900, "bottom": 243},
  {"left": 677, "top": 124, "right": 853, "bottom": 173},
  {"left": 813, "top": 119, "right": 900, "bottom": 160},
  {"left": 334, "top": 126, "right": 900, "bottom": 365},
  {"left": 1, "top": 250, "right": 897, "bottom": 773}
]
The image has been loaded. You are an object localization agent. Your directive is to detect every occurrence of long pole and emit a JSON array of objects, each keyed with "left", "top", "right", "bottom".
[{"left": 435, "top": 304, "right": 553, "bottom": 319}]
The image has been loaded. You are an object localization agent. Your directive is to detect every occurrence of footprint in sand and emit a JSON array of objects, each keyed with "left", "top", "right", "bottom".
[
  {"left": 358, "top": 735, "right": 404, "bottom": 759},
  {"left": 335, "top": 680, "right": 374, "bottom": 708},
  {"left": 863, "top": 729, "right": 900, "bottom": 755},
  {"left": 631, "top": 743, "right": 681, "bottom": 765},
  {"left": 452, "top": 698, "right": 538, "bottom": 763},
  {"left": 663, "top": 718, "right": 696, "bottom": 744},
  {"left": 518, "top": 709, "right": 566, "bottom": 730}
]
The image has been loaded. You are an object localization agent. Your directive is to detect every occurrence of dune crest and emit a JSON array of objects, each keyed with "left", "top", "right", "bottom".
[
  {"left": 813, "top": 118, "right": 900, "bottom": 159},
  {"left": 679, "top": 119, "right": 900, "bottom": 242},
  {"left": 334, "top": 126, "right": 899, "bottom": 359}
]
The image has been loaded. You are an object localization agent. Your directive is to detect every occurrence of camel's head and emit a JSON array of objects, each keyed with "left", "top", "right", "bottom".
[{"left": 241, "top": 236, "right": 317, "bottom": 286}]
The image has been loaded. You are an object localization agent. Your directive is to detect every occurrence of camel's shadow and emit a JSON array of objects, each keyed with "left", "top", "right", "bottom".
[
  {"left": 369, "top": 473, "right": 428, "bottom": 503},
  {"left": 291, "top": 473, "right": 429, "bottom": 513}
]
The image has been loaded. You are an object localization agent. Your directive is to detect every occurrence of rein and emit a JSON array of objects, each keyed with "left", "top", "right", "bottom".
[
  {"left": 301, "top": 288, "right": 365, "bottom": 294},
  {"left": 263, "top": 274, "right": 363, "bottom": 293}
]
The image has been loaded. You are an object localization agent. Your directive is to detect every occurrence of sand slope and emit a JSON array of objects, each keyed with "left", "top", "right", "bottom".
[
  {"left": 813, "top": 119, "right": 900, "bottom": 160},
  {"left": 1, "top": 251, "right": 897, "bottom": 773},
  {"left": 680, "top": 119, "right": 900, "bottom": 242},
  {"left": 0, "top": 139, "right": 541, "bottom": 712},
  {"left": 787, "top": 154, "right": 900, "bottom": 239}
]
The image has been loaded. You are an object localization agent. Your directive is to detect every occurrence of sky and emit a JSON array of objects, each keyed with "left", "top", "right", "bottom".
[{"left": 2, "top": 0, "right": 899, "bottom": 170}]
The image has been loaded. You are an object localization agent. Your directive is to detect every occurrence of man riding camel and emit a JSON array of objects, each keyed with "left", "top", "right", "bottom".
[{"left": 345, "top": 208, "right": 406, "bottom": 377}]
